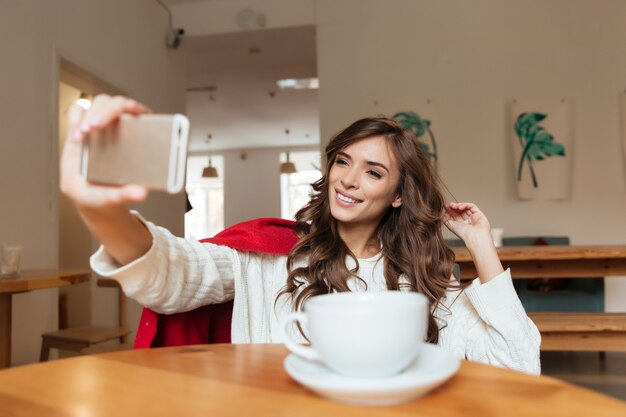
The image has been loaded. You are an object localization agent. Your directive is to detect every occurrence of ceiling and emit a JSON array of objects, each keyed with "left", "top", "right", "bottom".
[
  {"left": 179, "top": 24, "right": 319, "bottom": 152},
  {"left": 163, "top": 0, "right": 212, "bottom": 4}
]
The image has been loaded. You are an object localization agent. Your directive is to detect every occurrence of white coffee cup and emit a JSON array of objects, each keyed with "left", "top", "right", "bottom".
[{"left": 279, "top": 291, "right": 428, "bottom": 378}]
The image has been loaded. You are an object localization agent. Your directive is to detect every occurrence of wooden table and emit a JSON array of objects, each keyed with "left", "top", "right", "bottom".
[
  {"left": 0, "top": 269, "right": 90, "bottom": 368},
  {"left": 454, "top": 245, "right": 626, "bottom": 352},
  {"left": 453, "top": 245, "right": 626, "bottom": 279},
  {"left": 0, "top": 344, "right": 624, "bottom": 416}
]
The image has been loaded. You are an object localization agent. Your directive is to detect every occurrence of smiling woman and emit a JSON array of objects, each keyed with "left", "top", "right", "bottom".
[
  {"left": 279, "top": 118, "right": 460, "bottom": 345},
  {"left": 328, "top": 137, "right": 402, "bottom": 235},
  {"left": 60, "top": 97, "right": 541, "bottom": 375}
]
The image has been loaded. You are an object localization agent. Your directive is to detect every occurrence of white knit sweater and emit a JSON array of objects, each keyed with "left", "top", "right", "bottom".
[{"left": 91, "top": 214, "right": 541, "bottom": 375}]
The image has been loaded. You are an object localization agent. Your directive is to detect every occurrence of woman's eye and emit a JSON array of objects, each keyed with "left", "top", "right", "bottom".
[
  {"left": 335, "top": 158, "right": 348, "bottom": 166},
  {"left": 368, "top": 170, "right": 382, "bottom": 179}
]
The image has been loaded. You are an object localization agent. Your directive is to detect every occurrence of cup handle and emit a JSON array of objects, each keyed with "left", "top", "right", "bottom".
[{"left": 279, "top": 312, "right": 320, "bottom": 361}]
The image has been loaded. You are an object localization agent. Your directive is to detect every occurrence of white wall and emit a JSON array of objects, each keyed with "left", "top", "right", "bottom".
[
  {"left": 315, "top": 0, "right": 626, "bottom": 310},
  {"left": 1, "top": 0, "right": 186, "bottom": 366},
  {"left": 223, "top": 148, "right": 281, "bottom": 226},
  {"left": 219, "top": 145, "right": 317, "bottom": 227}
]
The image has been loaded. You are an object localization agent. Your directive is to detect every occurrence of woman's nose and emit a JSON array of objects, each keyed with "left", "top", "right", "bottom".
[{"left": 340, "top": 168, "right": 359, "bottom": 189}]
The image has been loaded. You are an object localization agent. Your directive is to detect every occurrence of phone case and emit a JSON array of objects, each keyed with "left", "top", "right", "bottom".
[{"left": 81, "top": 114, "right": 190, "bottom": 194}]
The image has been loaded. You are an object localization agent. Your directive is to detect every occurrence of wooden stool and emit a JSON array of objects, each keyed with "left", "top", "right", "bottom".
[
  {"left": 40, "top": 279, "right": 131, "bottom": 361},
  {"left": 80, "top": 342, "right": 134, "bottom": 355}
]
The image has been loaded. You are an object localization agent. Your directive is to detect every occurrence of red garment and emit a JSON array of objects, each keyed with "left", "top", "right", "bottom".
[{"left": 133, "top": 217, "right": 298, "bottom": 349}]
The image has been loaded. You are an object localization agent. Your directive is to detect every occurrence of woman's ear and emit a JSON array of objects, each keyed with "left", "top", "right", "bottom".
[{"left": 391, "top": 196, "right": 402, "bottom": 208}]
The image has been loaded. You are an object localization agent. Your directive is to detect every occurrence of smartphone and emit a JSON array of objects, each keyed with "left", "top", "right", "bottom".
[{"left": 81, "top": 114, "right": 190, "bottom": 194}]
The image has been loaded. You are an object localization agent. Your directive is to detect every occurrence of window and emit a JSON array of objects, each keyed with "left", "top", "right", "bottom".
[
  {"left": 185, "top": 155, "right": 224, "bottom": 239},
  {"left": 280, "top": 151, "right": 322, "bottom": 220}
]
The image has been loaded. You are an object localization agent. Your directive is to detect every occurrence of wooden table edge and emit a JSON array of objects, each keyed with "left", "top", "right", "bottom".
[
  {"left": 0, "top": 269, "right": 91, "bottom": 294},
  {"left": 452, "top": 245, "right": 626, "bottom": 261}
]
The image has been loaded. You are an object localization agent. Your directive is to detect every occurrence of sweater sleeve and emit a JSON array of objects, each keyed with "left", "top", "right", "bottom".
[
  {"left": 437, "top": 269, "right": 542, "bottom": 375},
  {"left": 89, "top": 212, "right": 238, "bottom": 314}
]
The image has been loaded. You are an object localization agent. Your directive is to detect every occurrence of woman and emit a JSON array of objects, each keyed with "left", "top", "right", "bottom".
[{"left": 61, "top": 95, "right": 541, "bottom": 375}]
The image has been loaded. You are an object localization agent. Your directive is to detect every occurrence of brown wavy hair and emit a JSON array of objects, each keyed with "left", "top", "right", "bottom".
[{"left": 277, "top": 117, "right": 459, "bottom": 343}]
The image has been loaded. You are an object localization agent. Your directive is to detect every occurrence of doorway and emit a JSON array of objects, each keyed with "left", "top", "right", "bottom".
[{"left": 57, "top": 59, "right": 123, "bottom": 355}]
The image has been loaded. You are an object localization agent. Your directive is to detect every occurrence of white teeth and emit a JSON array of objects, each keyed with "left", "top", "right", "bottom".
[{"left": 337, "top": 193, "right": 359, "bottom": 204}]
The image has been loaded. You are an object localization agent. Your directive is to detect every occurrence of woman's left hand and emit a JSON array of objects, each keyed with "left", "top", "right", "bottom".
[
  {"left": 444, "top": 202, "right": 504, "bottom": 283},
  {"left": 443, "top": 202, "right": 492, "bottom": 245}
]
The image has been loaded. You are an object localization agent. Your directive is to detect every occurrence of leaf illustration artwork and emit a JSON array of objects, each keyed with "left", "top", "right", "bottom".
[
  {"left": 514, "top": 112, "right": 566, "bottom": 188},
  {"left": 393, "top": 111, "right": 438, "bottom": 169}
]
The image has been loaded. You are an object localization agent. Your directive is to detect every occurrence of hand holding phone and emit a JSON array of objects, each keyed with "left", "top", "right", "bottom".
[
  {"left": 81, "top": 114, "right": 189, "bottom": 194},
  {"left": 60, "top": 96, "right": 164, "bottom": 266}
]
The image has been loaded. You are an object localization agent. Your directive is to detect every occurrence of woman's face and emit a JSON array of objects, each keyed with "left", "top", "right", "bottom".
[{"left": 328, "top": 136, "right": 402, "bottom": 230}]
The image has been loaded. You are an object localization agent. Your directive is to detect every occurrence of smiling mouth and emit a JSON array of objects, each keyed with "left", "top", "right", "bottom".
[{"left": 336, "top": 191, "right": 363, "bottom": 204}]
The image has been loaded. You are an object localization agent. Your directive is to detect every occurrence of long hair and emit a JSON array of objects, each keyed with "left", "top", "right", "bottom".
[{"left": 277, "top": 117, "right": 459, "bottom": 343}]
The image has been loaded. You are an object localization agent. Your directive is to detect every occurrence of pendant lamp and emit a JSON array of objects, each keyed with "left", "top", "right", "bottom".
[
  {"left": 280, "top": 129, "right": 297, "bottom": 174},
  {"left": 202, "top": 133, "right": 219, "bottom": 178}
]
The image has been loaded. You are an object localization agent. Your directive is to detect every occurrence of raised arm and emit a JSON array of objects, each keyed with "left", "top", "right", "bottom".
[
  {"left": 441, "top": 203, "right": 540, "bottom": 374},
  {"left": 60, "top": 95, "right": 153, "bottom": 265},
  {"left": 443, "top": 202, "right": 504, "bottom": 283}
]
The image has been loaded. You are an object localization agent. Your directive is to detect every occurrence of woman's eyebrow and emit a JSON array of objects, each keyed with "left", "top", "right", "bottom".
[
  {"left": 337, "top": 151, "right": 389, "bottom": 173},
  {"left": 337, "top": 151, "right": 352, "bottom": 160},
  {"left": 366, "top": 160, "right": 389, "bottom": 173}
]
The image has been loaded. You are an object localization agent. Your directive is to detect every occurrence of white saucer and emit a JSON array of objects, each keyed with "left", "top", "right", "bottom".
[{"left": 284, "top": 343, "right": 460, "bottom": 406}]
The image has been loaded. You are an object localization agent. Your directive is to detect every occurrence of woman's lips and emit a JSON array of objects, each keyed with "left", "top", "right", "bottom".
[{"left": 335, "top": 190, "right": 363, "bottom": 205}]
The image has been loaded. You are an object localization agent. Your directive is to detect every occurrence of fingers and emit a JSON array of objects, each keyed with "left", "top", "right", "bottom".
[
  {"left": 119, "top": 185, "right": 149, "bottom": 203},
  {"left": 446, "top": 202, "right": 477, "bottom": 212},
  {"left": 62, "top": 94, "right": 151, "bottom": 205},
  {"left": 68, "top": 103, "right": 86, "bottom": 130},
  {"left": 68, "top": 103, "right": 87, "bottom": 143},
  {"left": 99, "top": 185, "right": 146, "bottom": 206},
  {"left": 73, "top": 184, "right": 149, "bottom": 207},
  {"left": 61, "top": 103, "right": 89, "bottom": 197},
  {"left": 77, "top": 95, "right": 151, "bottom": 141},
  {"left": 69, "top": 95, "right": 151, "bottom": 143},
  {"left": 447, "top": 202, "right": 479, "bottom": 214},
  {"left": 445, "top": 202, "right": 483, "bottom": 223}
]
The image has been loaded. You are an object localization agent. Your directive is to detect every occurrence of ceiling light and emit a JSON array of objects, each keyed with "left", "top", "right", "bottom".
[
  {"left": 276, "top": 78, "right": 319, "bottom": 90},
  {"left": 76, "top": 92, "right": 92, "bottom": 110}
]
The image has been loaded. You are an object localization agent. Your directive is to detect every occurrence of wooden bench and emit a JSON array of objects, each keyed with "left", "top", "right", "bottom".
[
  {"left": 528, "top": 312, "right": 626, "bottom": 351},
  {"left": 453, "top": 245, "right": 626, "bottom": 352}
]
